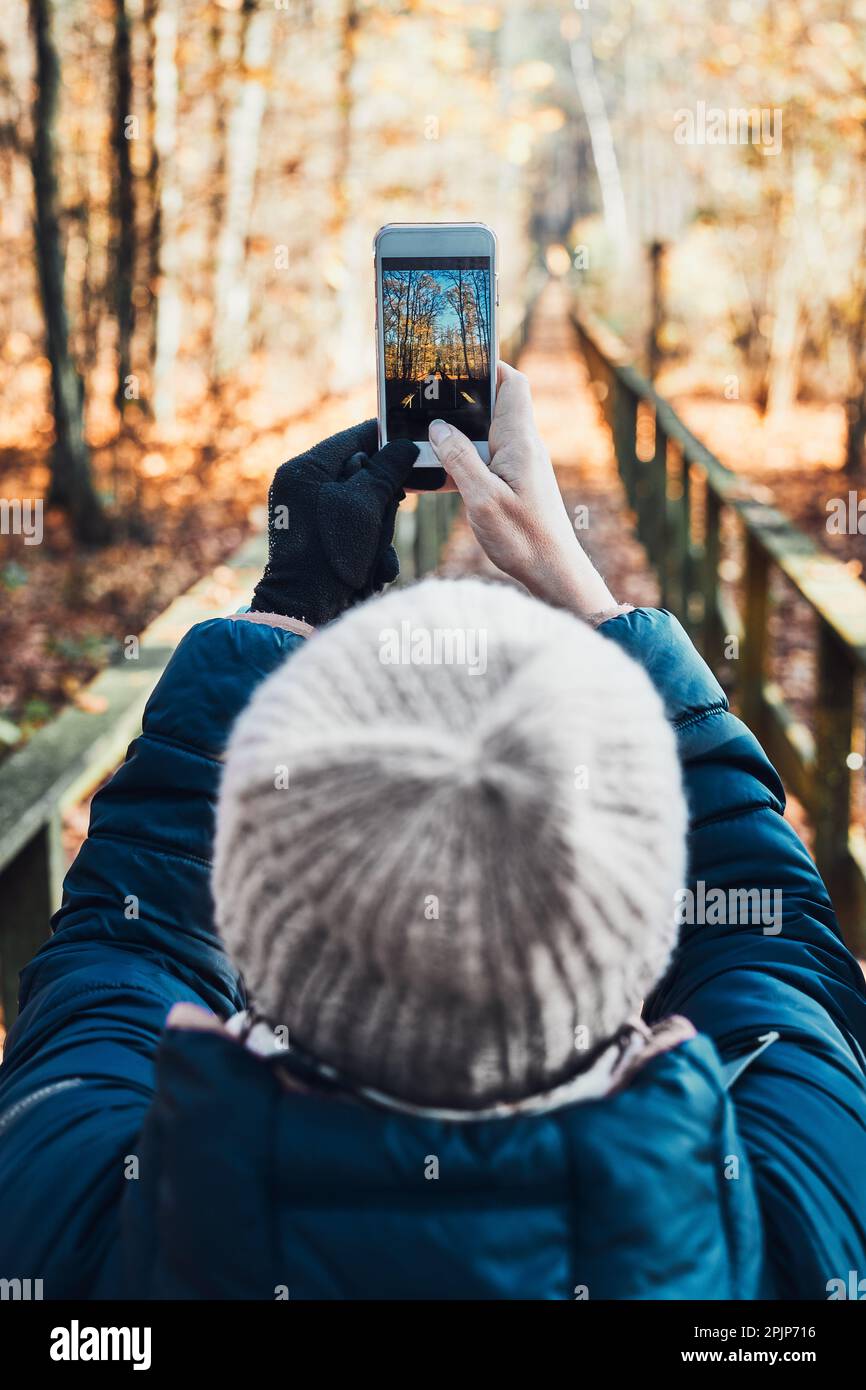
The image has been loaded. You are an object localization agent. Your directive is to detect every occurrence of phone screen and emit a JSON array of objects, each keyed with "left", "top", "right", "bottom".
[{"left": 381, "top": 255, "right": 493, "bottom": 443}]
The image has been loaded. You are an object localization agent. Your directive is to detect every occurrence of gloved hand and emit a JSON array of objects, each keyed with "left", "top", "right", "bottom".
[{"left": 250, "top": 420, "right": 419, "bottom": 625}]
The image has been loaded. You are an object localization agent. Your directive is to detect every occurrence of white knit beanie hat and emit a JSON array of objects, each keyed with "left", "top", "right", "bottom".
[{"left": 213, "top": 577, "right": 687, "bottom": 1109}]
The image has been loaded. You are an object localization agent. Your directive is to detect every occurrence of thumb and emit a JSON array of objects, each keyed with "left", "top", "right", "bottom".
[{"left": 428, "top": 419, "right": 493, "bottom": 507}]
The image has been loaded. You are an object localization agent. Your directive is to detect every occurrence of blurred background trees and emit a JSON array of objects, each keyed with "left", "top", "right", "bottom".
[
  {"left": 7, "top": 0, "right": 866, "bottom": 537},
  {"left": 2, "top": 0, "right": 537, "bottom": 547},
  {"left": 28, "top": 0, "right": 109, "bottom": 542},
  {"left": 4, "top": 0, "right": 866, "bottom": 729}
]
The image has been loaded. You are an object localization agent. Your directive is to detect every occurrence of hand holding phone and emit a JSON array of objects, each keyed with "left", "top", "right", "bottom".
[
  {"left": 374, "top": 222, "right": 498, "bottom": 491},
  {"left": 425, "top": 361, "right": 619, "bottom": 621}
]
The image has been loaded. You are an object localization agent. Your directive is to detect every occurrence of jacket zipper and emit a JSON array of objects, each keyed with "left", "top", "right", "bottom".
[{"left": 0, "top": 1078, "right": 85, "bottom": 1138}]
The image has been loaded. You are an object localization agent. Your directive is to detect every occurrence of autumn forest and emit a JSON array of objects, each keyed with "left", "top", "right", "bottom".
[{"left": 3, "top": 0, "right": 866, "bottom": 937}]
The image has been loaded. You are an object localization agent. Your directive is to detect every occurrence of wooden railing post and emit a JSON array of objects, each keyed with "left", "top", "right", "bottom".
[
  {"left": 440, "top": 490, "right": 461, "bottom": 537},
  {"left": 410, "top": 492, "right": 463, "bottom": 579},
  {"left": 663, "top": 442, "right": 687, "bottom": 616},
  {"left": 645, "top": 423, "right": 667, "bottom": 578},
  {"left": 394, "top": 503, "right": 417, "bottom": 583},
  {"left": 601, "top": 364, "right": 616, "bottom": 433},
  {"left": 814, "top": 626, "right": 861, "bottom": 948},
  {"left": 632, "top": 405, "right": 653, "bottom": 558},
  {"left": 680, "top": 458, "right": 698, "bottom": 635},
  {"left": 740, "top": 529, "right": 770, "bottom": 738},
  {"left": 0, "top": 816, "right": 61, "bottom": 1029},
  {"left": 612, "top": 379, "right": 638, "bottom": 509},
  {"left": 700, "top": 483, "right": 724, "bottom": 665},
  {"left": 413, "top": 495, "right": 439, "bottom": 577}
]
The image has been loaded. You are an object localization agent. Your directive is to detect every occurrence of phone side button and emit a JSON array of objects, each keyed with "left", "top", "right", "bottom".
[{"left": 495, "top": 273, "right": 500, "bottom": 306}]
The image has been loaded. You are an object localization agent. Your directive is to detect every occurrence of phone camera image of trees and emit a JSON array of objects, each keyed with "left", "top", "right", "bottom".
[{"left": 382, "top": 256, "right": 492, "bottom": 441}]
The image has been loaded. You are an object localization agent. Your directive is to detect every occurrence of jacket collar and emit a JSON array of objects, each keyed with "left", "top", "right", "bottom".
[{"left": 224, "top": 1009, "right": 696, "bottom": 1122}]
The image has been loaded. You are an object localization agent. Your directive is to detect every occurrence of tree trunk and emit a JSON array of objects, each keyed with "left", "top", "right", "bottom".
[
  {"left": 470, "top": 271, "right": 490, "bottom": 378},
  {"left": 28, "top": 0, "right": 109, "bottom": 544},
  {"left": 398, "top": 271, "right": 413, "bottom": 382},
  {"left": 205, "top": 0, "right": 229, "bottom": 382},
  {"left": 326, "top": 0, "right": 366, "bottom": 392},
  {"left": 455, "top": 271, "right": 471, "bottom": 379},
  {"left": 143, "top": 0, "right": 159, "bottom": 402},
  {"left": 757, "top": 153, "right": 809, "bottom": 419},
  {"left": 569, "top": 31, "right": 628, "bottom": 264},
  {"left": 111, "top": 0, "right": 136, "bottom": 417},
  {"left": 765, "top": 234, "right": 805, "bottom": 417},
  {"left": 331, "top": 0, "right": 357, "bottom": 254},
  {"left": 211, "top": 0, "right": 276, "bottom": 379},
  {"left": 151, "top": 0, "right": 181, "bottom": 423}
]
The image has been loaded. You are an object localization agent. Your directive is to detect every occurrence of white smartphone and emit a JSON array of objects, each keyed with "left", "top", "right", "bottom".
[{"left": 373, "top": 221, "right": 499, "bottom": 490}]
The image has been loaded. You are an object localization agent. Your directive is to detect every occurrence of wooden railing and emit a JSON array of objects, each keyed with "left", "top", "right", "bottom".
[{"left": 573, "top": 307, "right": 866, "bottom": 953}]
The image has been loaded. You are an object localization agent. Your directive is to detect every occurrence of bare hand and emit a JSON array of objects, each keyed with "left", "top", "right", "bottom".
[{"left": 427, "top": 362, "right": 618, "bottom": 618}]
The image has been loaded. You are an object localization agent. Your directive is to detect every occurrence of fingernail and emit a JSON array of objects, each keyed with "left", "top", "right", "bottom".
[{"left": 429, "top": 419, "right": 451, "bottom": 446}]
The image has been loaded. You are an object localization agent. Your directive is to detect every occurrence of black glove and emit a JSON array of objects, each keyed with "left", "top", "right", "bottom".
[{"left": 250, "top": 420, "right": 419, "bottom": 625}]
